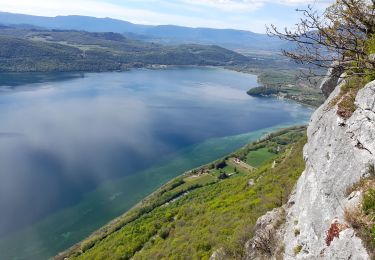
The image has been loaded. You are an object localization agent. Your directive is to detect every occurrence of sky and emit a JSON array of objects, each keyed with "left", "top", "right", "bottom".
[{"left": 0, "top": 0, "right": 333, "bottom": 33}]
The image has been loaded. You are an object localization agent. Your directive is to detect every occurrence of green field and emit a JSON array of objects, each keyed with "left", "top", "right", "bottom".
[
  {"left": 246, "top": 147, "right": 276, "bottom": 167},
  {"left": 247, "top": 70, "right": 326, "bottom": 107},
  {"left": 59, "top": 126, "right": 307, "bottom": 259}
]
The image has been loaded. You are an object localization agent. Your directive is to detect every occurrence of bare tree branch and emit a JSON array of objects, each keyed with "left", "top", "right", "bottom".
[{"left": 268, "top": 0, "right": 375, "bottom": 78}]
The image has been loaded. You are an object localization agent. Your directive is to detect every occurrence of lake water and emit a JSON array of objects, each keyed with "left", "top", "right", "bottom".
[{"left": 0, "top": 67, "right": 312, "bottom": 259}]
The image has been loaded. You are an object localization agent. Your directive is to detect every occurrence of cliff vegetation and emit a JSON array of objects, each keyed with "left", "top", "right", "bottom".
[{"left": 57, "top": 127, "right": 307, "bottom": 259}]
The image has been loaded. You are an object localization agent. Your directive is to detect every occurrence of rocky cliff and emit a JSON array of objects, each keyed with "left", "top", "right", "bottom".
[{"left": 246, "top": 74, "right": 375, "bottom": 259}]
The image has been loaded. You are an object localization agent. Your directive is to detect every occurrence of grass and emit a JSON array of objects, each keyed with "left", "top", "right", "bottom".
[
  {"left": 330, "top": 36, "right": 375, "bottom": 119},
  {"left": 58, "top": 127, "right": 307, "bottom": 260},
  {"left": 29, "top": 36, "right": 111, "bottom": 51},
  {"left": 368, "top": 164, "right": 375, "bottom": 178},
  {"left": 226, "top": 159, "right": 254, "bottom": 174},
  {"left": 344, "top": 164, "right": 375, "bottom": 257},
  {"left": 363, "top": 189, "right": 375, "bottom": 216},
  {"left": 330, "top": 76, "right": 368, "bottom": 119},
  {"left": 246, "top": 147, "right": 276, "bottom": 167},
  {"left": 293, "top": 245, "right": 302, "bottom": 256},
  {"left": 246, "top": 70, "right": 325, "bottom": 107},
  {"left": 184, "top": 174, "right": 215, "bottom": 184}
]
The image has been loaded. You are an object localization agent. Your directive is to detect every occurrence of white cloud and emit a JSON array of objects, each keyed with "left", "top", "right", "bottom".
[
  {"left": 0, "top": 0, "right": 166, "bottom": 22},
  {"left": 0, "top": 0, "right": 334, "bottom": 32},
  {"left": 180, "top": 0, "right": 263, "bottom": 11},
  {"left": 0, "top": 0, "right": 234, "bottom": 27},
  {"left": 180, "top": 0, "right": 331, "bottom": 11}
]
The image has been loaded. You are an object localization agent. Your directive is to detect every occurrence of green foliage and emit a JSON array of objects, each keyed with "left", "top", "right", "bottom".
[
  {"left": 257, "top": 71, "right": 297, "bottom": 86},
  {"left": 293, "top": 245, "right": 302, "bottom": 255},
  {"left": 344, "top": 167, "right": 375, "bottom": 254},
  {"left": 65, "top": 127, "right": 307, "bottom": 260},
  {"left": 159, "top": 226, "right": 171, "bottom": 240},
  {"left": 354, "top": 187, "right": 375, "bottom": 252},
  {"left": 247, "top": 86, "right": 280, "bottom": 96},
  {"left": 246, "top": 147, "right": 276, "bottom": 167},
  {"left": 339, "top": 35, "right": 375, "bottom": 104},
  {"left": 363, "top": 189, "right": 375, "bottom": 216},
  {"left": 247, "top": 70, "right": 325, "bottom": 107},
  {"left": 215, "top": 161, "right": 227, "bottom": 169},
  {"left": 331, "top": 76, "right": 369, "bottom": 119},
  {"left": 218, "top": 172, "right": 229, "bottom": 180},
  {"left": 364, "top": 34, "right": 375, "bottom": 82},
  {"left": 0, "top": 28, "right": 250, "bottom": 72},
  {"left": 368, "top": 164, "right": 375, "bottom": 178},
  {"left": 161, "top": 179, "right": 185, "bottom": 194},
  {"left": 365, "top": 34, "right": 375, "bottom": 55}
]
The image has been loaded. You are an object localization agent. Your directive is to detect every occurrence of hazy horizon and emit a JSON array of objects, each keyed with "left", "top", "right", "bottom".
[{"left": 0, "top": 0, "right": 333, "bottom": 33}]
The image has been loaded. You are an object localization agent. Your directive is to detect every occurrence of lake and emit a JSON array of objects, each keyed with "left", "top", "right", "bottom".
[{"left": 0, "top": 67, "right": 312, "bottom": 259}]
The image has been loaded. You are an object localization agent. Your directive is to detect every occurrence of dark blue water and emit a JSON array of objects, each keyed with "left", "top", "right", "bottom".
[{"left": 0, "top": 67, "right": 312, "bottom": 259}]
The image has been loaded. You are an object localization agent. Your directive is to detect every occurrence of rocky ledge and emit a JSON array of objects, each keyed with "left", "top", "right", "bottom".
[{"left": 246, "top": 76, "right": 375, "bottom": 259}]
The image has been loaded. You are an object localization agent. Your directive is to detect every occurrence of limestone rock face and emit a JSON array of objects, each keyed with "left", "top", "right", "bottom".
[
  {"left": 245, "top": 207, "right": 285, "bottom": 260},
  {"left": 282, "top": 80, "right": 375, "bottom": 259},
  {"left": 319, "top": 64, "right": 344, "bottom": 98}
]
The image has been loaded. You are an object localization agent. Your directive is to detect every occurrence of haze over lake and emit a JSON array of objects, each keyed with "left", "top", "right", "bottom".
[{"left": 0, "top": 67, "right": 312, "bottom": 259}]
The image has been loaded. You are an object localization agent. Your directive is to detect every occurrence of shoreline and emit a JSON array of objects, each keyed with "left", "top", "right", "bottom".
[
  {"left": 0, "top": 65, "right": 324, "bottom": 108},
  {"left": 56, "top": 125, "right": 308, "bottom": 259},
  {"left": 0, "top": 66, "right": 316, "bottom": 258},
  {"left": 0, "top": 122, "right": 312, "bottom": 260},
  {"left": 0, "top": 125, "right": 298, "bottom": 259}
]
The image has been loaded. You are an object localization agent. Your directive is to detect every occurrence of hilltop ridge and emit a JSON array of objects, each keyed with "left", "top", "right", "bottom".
[
  {"left": 0, "top": 27, "right": 250, "bottom": 72},
  {"left": 0, "top": 11, "right": 286, "bottom": 52}
]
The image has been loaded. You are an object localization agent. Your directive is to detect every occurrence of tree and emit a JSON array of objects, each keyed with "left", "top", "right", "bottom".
[
  {"left": 268, "top": 0, "right": 375, "bottom": 77},
  {"left": 218, "top": 172, "right": 229, "bottom": 180}
]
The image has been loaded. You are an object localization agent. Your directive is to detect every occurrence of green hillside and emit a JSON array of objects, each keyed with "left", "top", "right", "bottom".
[
  {"left": 57, "top": 126, "right": 307, "bottom": 260},
  {"left": 0, "top": 28, "right": 250, "bottom": 72}
]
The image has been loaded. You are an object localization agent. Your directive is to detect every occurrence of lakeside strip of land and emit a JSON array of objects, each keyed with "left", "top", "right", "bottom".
[
  {"left": 56, "top": 125, "right": 307, "bottom": 259},
  {"left": 226, "top": 66, "right": 326, "bottom": 108}
]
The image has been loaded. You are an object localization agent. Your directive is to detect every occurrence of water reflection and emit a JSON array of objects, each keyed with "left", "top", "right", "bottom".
[
  {"left": 0, "top": 94, "right": 159, "bottom": 237},
  {"left": 0, "top": 72, "right": 84, "bottom": 89},
  {"left": 0, "top": 68, "right": 312, "bottom": 259}
]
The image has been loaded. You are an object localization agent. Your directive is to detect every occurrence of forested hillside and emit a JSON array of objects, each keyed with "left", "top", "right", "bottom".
[{"left": 0, "top": 27, "right": 250, "bottom": 72}]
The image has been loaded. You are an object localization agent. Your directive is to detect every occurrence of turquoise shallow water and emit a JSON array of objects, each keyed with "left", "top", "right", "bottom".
[{"left": 0, "top": 67, "right": 312, "bottom": 259}]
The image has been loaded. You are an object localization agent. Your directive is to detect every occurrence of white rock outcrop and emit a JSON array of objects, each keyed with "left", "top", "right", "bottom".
[
  {"left": 319, "top": 63, "right": 345, "bottom": 98},
  {"left": 282, "top": 79, "right": 375, "bottom": 259},
  {"left": 245, "top": 207, "right": 285, "bottom": 260}
]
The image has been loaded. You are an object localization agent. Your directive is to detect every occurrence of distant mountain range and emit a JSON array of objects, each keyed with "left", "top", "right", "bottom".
[{"left": 0, "top": 12, "right": 286, "bottom": 52}]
